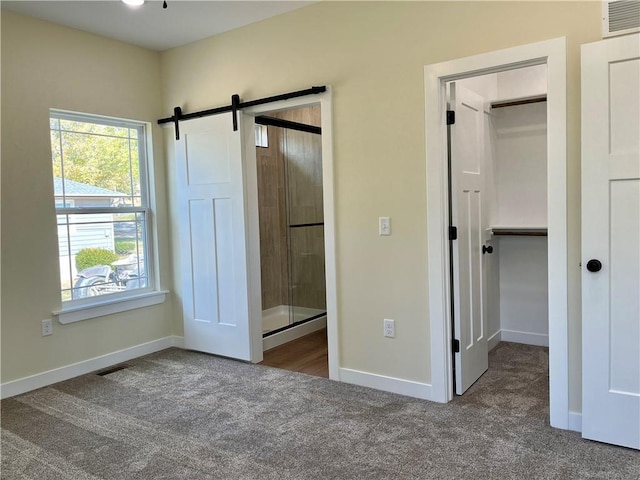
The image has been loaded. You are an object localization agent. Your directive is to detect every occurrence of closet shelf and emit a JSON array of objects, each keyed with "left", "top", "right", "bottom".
[{"left": 491, "top": 226, "right": 547, "bottom": 236}]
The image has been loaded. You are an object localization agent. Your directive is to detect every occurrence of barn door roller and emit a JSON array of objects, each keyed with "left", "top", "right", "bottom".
[{"left": 158, "top": 85, "right": 327, "bottom": 140}]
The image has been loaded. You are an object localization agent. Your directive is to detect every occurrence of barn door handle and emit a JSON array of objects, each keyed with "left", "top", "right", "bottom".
[
  {"left": 586, "top": 259, "right": 602, "bottom": 272},
  {"left": 482, "top": 245, "right": 494, "bottom": 255}
]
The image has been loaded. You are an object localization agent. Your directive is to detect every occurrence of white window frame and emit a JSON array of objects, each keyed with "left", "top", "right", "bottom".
[{"left": 50, "top": 110, "right": 166, "bottom": 323}]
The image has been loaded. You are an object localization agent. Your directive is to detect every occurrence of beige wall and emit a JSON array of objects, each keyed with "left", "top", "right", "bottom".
[
  {"left": 0, "top": 11, "right": 173, "bottom": 382},
  {"left": 161, "top": 1, "right": 599, "bottom": 411},
  {"left": 1, "top": 2, "right": 602, "bottom": 415}
]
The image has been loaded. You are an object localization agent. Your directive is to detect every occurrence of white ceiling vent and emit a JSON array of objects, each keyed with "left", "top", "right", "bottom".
[{"left": 603, "top": 0, "right": 640, "bottom": 37}]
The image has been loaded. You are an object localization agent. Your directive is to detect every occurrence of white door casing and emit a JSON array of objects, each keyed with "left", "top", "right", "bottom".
[
  {"left": 241, "top": 91, "right": 339, "bottom": 379},
  {"left": 175, "top": 113, "right": 255, "bottom": 361},
  {"left": 425, "top": 38, "right": 568, "bottom": 430},
  {"left": 449, "top": 83, "right": 489, "bottom": 394},
  {"left": 581, "top": 34, "right": 640, "bottom": 450}
]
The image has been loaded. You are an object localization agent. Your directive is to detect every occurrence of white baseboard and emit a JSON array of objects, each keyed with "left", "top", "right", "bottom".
[
  {"left": 339, "top": 368, "right": 432, "bottom": 401},
  {"left": 568, "top": 411, "right": 582, "bottom": 432},
  {"left": 488, "top": 330, "right": 502, "bottom": 351},
  {"left": 263, "top": 316, "right": 326, "bottom": 351},
  {"left": 500, "top": 329, "right": 549, "bottom": 347},
  {"left": 0, "top": 336, "right": 183, "bottom": 399}
]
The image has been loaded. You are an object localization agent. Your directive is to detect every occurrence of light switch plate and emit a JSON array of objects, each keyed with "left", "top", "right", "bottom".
[{"left": 379, "top": 217, "right": 391, "bottom": 236}]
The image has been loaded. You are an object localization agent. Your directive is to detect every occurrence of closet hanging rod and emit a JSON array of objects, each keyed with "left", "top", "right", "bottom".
[
  {"left": 491, "top": 95, "right": 547, "bottom": 109},
  {"left": 158, "top": 85, "right": 326, "bottom": 139},
  {"left": 492, "top": 227, "right": 548, "bottom": 236}
]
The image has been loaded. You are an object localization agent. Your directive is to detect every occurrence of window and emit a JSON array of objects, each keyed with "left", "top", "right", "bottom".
[
  {"left": 255, "top": 124, "right": 269, "bottom": 148},
  {"left": 50, "top": 111, "right": 154, "bottom": 306}
]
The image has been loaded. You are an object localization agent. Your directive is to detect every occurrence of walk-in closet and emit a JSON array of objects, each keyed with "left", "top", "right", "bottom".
[{"left": 453, "top": 63, "right": 549, "bottom": 372}]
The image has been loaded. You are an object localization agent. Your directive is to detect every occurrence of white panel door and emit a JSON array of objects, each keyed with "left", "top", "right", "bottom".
[
  {"left": 175, "top": 113, "right": 253, "bottom": 361},
  {"left": 450, "top": 83, "right": 489, "bottom": 394},
  {"left": 581, "top": 34, "right": 640, "bottom": 450}
]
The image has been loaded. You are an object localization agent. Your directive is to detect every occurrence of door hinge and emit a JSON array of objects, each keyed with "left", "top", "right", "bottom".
[
  {"left": 446, "top": 110, "right": 455, "bottom": 125},
  {"left": 449, "top": 226, "right": 458, "bottom": 240},
  {"left": 452, "top": 339, "right": 460, "bottom": 353}
]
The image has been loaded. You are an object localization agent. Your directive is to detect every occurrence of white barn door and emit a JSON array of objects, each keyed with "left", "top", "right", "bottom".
[
  {"left": 581, "top": 34, "right": 640, "bottom": 450},
  {"left": 175, "top": 113, "right": 254, "bottom": 361},
  {"left": 450, "top": 83, "right": 489, "bottom": 394}
]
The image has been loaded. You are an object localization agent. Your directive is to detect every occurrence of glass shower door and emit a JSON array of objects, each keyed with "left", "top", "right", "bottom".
[{"left": 283, "top": 128, "right": 327, "bottom": 325}]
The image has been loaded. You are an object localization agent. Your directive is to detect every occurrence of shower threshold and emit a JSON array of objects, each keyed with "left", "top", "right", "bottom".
[{"left": 262, "top": 305, "right": 327, "bottom": 350}]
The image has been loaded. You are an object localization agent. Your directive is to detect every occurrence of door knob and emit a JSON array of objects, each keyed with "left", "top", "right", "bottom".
[
  {"left": 482, "top": 245, "right": 493, "bottom": 255},
  {"left": 586, "top": 259, "right": 602, "bottom": 272}
]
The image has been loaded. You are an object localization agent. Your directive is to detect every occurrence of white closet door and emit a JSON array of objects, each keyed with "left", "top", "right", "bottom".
[
  {"left": 175, "top": 113, "right": 254, "bottom": 361},
  {"left": 581, "top": 34, "right": 640, "bottom": 450},
  {"left": 450, "top": 83, "right": 489, "bottom": 394}
]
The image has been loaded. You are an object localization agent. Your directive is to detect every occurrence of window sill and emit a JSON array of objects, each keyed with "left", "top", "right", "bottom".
[{"left": 53, "top": 290, "right": 169, "bottom": 324}]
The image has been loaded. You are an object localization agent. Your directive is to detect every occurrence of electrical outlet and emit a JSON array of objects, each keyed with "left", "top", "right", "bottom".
[
  {"left": 383, "top": 318, "right": 395, "bottom": 338},
  {"left": 379, "top": 217, "right": 391, "bottom": 236},
  {"left": 41, "top": 319, "right": 53, "bottom": 336}
]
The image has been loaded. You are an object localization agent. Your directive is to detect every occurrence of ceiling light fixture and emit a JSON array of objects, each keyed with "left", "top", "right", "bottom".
[
  {"left": 121, "top": 0, "right": 168, "bottom": 10},
  {"left": 122, "top": 0, "right": 144, "bottom": 7}
]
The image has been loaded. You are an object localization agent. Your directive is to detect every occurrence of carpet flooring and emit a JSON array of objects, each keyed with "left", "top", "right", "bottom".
[{"left": 2, "top": 342, "right": 639, "bottom": 479}]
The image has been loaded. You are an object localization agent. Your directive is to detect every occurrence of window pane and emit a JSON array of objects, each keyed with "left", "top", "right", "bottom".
[
  {"left": 50, "top": 112, "right": 150, "bottom": 303},
  {"left": 56, "top": 214, "right": 74, "bottom": 299},
  {"left": 60, "top": 212, "right": 148, "bottom": 300},
  {"left": 51, "top": 128, "right": 63, "bottom": 195},
  {"left": 114, "top": 211, "right": 148, "bottom": 291},
  {"left": 59, "top": 119, "right": 130, "bottom": 138},
  {"left": 57, "top": 131, "right": 139, "bottom": 200}
]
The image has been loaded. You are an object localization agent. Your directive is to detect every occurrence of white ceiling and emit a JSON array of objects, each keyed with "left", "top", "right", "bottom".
[{"left": 1, "top": 1, "right": 313, "bottom": 51}]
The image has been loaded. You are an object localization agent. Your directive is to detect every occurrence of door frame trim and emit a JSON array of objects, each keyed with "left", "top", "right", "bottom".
[
  {"left": 242, "top": 89, "right": 340, "bottom": 380},
  {"left": 424, "top": 38, "right": 569, "bottom": 429}
]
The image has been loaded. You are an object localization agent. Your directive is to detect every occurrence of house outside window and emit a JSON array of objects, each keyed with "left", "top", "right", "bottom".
[{"left": 50, "top": 111, "right": 153, "bottom": 304}]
